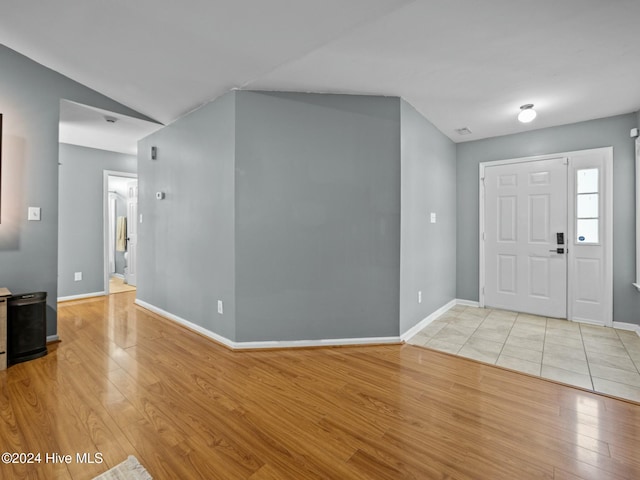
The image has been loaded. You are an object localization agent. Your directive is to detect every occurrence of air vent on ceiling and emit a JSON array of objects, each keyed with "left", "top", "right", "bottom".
[{"left": 455, "top": 127, "right": 472, "bottom": 136}]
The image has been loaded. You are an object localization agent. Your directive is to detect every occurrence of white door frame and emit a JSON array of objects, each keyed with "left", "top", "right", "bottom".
[
  {"left": 479, "top": 147, "right": 613, "bottom": 326},
  {"left": 124, "top": 179, "right": 138, "bottom": 287},
  {"left": 635, "top": 138, "right": 640, "bottom": 291},
  {"left": 103, "top": 170, "right": 137, "bottom": 295}
]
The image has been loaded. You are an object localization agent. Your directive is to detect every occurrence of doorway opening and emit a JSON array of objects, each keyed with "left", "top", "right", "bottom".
[
  {"left": 57, "top": 99, "right": 160, "bottom": 302},
  {"left": 104, "top": 171, "right": 138, "bottom": 295},
  {"left": 479, "top": 147, "right": 613, "bottom": 326}
]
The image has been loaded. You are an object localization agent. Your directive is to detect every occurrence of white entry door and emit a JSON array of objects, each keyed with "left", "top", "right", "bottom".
[
  {"left": 484, "top": 157, "right": 568, "bottom": 318},
  {"left": 125, "top": 180, "right": 138, "bottom": 287}
]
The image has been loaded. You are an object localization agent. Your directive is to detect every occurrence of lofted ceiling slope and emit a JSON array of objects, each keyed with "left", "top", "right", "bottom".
[{"left": 2, "top": 0, "right": 639, "bottom": 143}]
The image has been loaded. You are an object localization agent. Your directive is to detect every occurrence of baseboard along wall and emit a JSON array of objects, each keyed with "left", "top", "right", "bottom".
[
  {"left": 57, "top": 291, "right": 106, "bottom": 302},
  {"left": 134, "top": 299, "right": 402, "bottom": 350}
]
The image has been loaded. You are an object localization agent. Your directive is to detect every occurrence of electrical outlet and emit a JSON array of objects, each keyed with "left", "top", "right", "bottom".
[
  {"left": 418, "top": 291, "right": 422, "bottom": 304},
  {"left": 28, "top": 207, "right": 41, "bottom": 221},
  {"left": 217, "top": 300, "right": 223, "bottom": 314},
  {"left": 74, "top": 272, "right": 82, "bottom": 281}
]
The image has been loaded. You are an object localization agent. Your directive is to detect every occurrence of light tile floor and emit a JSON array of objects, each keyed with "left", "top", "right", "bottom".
[{"left": 407, "top": 305, "right": 640, "bottom": 403}]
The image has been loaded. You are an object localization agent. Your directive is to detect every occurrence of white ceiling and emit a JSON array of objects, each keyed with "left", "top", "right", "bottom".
[
  {"left": 3, "top": 0, "right": 640, "bottom": 146},
  {"left": 59, "top": 100, "right": 162, "bottom": 155}
]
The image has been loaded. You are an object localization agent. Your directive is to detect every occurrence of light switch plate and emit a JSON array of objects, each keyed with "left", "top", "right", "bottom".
[
  {"left": 28, "top": 207, "right": 41, "bottom": 221},
  {"left": 430, "top": 212, "right": 436, "bottom": 223}
]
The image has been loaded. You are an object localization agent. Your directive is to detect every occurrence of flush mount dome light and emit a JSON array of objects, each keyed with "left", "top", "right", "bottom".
[{"left": 518, "top": 104, "right": 537, "bottom": 123}]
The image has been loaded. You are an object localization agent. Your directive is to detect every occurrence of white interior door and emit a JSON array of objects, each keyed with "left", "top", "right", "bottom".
[
  {"left": 125, "top": 180, "right": 138, "bottom": 287},
  {"left": 484, "top": 157, "right": 568, "bottom": 318}
]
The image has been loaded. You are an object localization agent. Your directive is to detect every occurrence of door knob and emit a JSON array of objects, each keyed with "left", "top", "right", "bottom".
[{"left": 549, "top": 248, "right": 565, "bottom": 254}]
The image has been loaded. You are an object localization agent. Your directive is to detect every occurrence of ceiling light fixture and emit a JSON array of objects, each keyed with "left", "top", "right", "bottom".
[{"left": 517, "top": 104, "right": 537, "bottom": 123}]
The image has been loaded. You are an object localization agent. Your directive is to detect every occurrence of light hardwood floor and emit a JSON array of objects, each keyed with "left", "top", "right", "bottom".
[
  {"left": 108, "top": 276, "right": 136, "bottom": 294},
  {"left": 1, "top": 292, "right": 639, "bottom": 479}
]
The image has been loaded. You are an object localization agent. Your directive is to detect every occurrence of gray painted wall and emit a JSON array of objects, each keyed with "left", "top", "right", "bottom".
[
  {"left": 137, "top": 92, "right": 237, "bottom": 340},
  {"left": 400, "top": 100, "right": 456, "bottom": 334},
  {"left": 58, "top": 143, "right": 136, "bottom": 298},
  {"left": 235, "top": 92, "right": 401, "bottom": 341},
  {"left": 0, "top": 45, "right": 152, "bottom": 336},
  {"left": 456, "top": 113, "right": 640, "bottom": 325}
]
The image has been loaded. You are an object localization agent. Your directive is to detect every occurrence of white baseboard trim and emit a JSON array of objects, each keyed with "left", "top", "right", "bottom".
[
  {"left": 612, "top": 321, "right": 640, "bottom": 336},
  {"left": 110, "top": 273, "right": 125, "bottom": 279},
  {"left": 57, "top": 291, "right": 106, "bottom": 302},
  {"left": 401, "top": 299, "right": 457, "bottom": 342},
  {"left": 46, "top": 335, "right": 60, "bottom": 343},
  {"left": 135, "top": 299, "right": 236, "bottom": 348},
  {"left": 456, "top": 298, "right": 481, "bottom": 307},
  {"left": 135, "top": 299, "right": 402, "bottom": 350},
  {"left": 231, "top": 336, "right": 402, "bottom": 350}
]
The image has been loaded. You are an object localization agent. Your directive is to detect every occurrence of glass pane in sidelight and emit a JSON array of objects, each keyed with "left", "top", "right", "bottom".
[
  {"left": 577, "top": 168, "right": 598, "bottom": 194},
  {"left": 576, "top": 219, "right": 599, "bottom": 244},
  {"left": 577, "top": 193, "right": 599, "bottom": 218}
]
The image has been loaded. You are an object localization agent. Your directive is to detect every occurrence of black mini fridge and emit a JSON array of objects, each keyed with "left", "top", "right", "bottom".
[{"left": 7, "top": 292, "right": 48, "bottom": 365}]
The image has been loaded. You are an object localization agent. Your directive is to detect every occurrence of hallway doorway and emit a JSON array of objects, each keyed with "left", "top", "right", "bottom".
[{"left": 104, "top": 171, "right": 138, "bottom": 295}]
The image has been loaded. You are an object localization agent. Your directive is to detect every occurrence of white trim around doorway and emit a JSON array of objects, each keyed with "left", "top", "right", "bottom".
[{"left": 103, "top": 170, "right": 137, "bottom": 296}]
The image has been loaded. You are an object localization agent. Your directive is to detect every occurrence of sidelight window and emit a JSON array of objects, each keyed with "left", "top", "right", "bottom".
[{"left": 576, "top": 168, "right": 599, "bottom": 244}]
